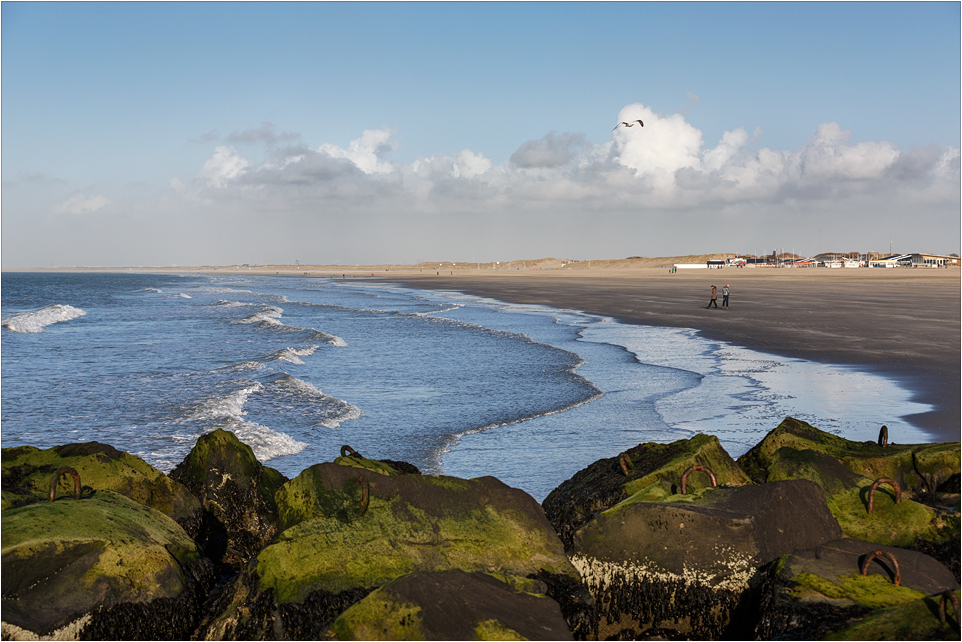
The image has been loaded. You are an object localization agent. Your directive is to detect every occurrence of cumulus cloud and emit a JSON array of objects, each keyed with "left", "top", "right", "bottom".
[
  {"left": 171, "top": 103, "right": 958, "bottom": 258},
  {"left": 317, "top": 127, "right": 396, "bottom": 174},
  {"left": 53, "top": 193, "right": 109, "bottom": 215}
]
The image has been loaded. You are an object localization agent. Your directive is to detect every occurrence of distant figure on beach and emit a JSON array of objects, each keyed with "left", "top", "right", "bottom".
[
  {"left": 707, "top": 285, "right": 718, "bottom": 308},
  {"left": 613, "top": 119, "right": 644, "bottom": 130},
  {"left": 722, "top": 284, "right": 730, "bottom": 309}
]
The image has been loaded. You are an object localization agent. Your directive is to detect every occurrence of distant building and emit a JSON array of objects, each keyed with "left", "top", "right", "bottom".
[
  {"left": 910, "top": 253, "right": 959, "bottom": 268},
  {"left": 707, "top": 259, "right": 726, "bottom": 269}
]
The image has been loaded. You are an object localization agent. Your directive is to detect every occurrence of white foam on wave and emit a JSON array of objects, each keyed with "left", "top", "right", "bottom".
[
  {"left": 174, "top": 293, "right": 192, "bottom": 299},
  {"left": 187, "top": 383, "right": 308, "bottom": 461},
  {"left": 143, "top": 287, "right": 162, "bottom": 293},
  {"left": 235, "top": 305, "right": 285, "bottom": 326},
  {"left": 267, "top": 345, "right": 319, "bottom": 365},
  {"left": 272, "top": 375, "right": 363, "bottom": 428},
  {"left": 2, "top": 304, "right": 87, "bottom": 333}
]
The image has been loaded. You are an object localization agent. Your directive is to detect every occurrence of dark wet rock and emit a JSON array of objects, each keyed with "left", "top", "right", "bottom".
[
  {"left": 329, "top": 570, "right": 574, "bottom": 640},
  {"left": 0, "top": 442, "right": 202, "bottom": 534},
  {"left": 200, "top": 462, "right": 588, "bottom": 639},
  {"left": 0, "top": 490, "right": 212, "bottom": 640},
  {"left": 169, "top": 429, "right": 288, "bottom": 570},
  {"left": 569, "top": 479, "right": 842, "bottom": 639},
  {"left": 737, "top": 416, "right": 961, "bottom": 497},
  {"left": 543, "top": 433, "right": 752, "bottom": 550},
  {"left": 755, "top": 538, "right": 960, "bottom": 640}
]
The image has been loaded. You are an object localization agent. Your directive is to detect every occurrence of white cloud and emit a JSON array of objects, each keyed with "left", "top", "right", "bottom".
[
  {"left": 317, "top": 127, "right": 395, "bottom": 174},
  {"left": 53, "top": 193, "right": 109, "bottom": 215},
  {"left": 196, "top": 145, "right": 250, "bottom": 188}
]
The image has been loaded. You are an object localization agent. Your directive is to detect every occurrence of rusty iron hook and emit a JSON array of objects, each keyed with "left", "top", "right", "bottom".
[
  {"left": 860, "top": 549, "right": 901, "bottom": 586},
  {"left": 878, "top": 424, "right": 889, "bottom": 447},
  {"left": 680, "top": 465, "right": 717, "bottom": 495},
  {"left": 867, "top": 477, "right": 902, "bottom": 514},
  {"left": 618, "top": 452, "right": 634, "bottom": 477},
  {"left": 356, "top": 475, "right": 369, "bottom": 517},
  {"left": 940, "top": 590, "right": 959, "bottom": 626},
  {"left": 49, "top": 467, "right": 81, "bottom": 502},
  {"left": 341, "top": 445, "right": 360, "bottom": 458}
]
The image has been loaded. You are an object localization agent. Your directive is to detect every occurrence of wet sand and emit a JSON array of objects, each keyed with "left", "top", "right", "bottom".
[{"left": 375, "top": 268, "right": 960, "bottom": 443}]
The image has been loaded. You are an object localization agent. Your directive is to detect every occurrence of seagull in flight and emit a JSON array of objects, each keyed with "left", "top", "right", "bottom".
[{"left": 613, "top": 119, "right": 644, "bottom": 130}]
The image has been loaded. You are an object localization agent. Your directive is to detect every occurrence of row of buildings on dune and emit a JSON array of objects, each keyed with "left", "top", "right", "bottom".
[{"left": 684, "top": 252, "right": 959, "bottom": 269}]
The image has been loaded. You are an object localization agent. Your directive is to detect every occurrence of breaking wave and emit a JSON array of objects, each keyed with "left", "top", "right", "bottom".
[{"left": 2, "top": 304, "right": 87, "bottom": 333}]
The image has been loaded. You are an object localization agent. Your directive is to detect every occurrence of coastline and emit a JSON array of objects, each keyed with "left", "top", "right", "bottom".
[{"left": 368, "top": 268, "right": 960, "bottom": 444}]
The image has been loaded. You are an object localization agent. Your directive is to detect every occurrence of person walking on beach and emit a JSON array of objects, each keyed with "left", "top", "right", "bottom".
[
  {"left": 706, "top": 285, "right": 718, "bottom": 308},
  {"left": 722, "top": 284, "right": 730, "bottom": 309}
]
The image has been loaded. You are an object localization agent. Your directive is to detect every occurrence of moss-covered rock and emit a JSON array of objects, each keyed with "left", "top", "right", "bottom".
[
  {"left": 328, "top": 570, "right": 573, "bottom": 640},
  {"left": 570, "top": 479, "right": 842, "bottom": 640},
  {"left": 0, "top": 490, "right": 212, "bottom": 640},
  {"left": 0, "top": 442, "right": 202, "bottom": 533},
  {"left": 169, "top": 429, "right": 288, "bottom": 567},
  {"left": 201, "top": 464, "right": 590, "bottom": 640},
  {"left": 543, "top": 433, "right": 752, "bottom": 550},
  {"left": 760, "top": 445, "right": 958, "bottom": 547},
  {"left": 737, "top": 417, "right": 961, "bottom": 497},
  {"left": 825, "top": 590, "right": 961, "bottom": 640},
  {"left": 755, "top": 538, "right": 959, "bottom": 640}
]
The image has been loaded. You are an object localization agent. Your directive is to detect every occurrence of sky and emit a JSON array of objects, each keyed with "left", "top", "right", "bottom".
[{"left": 2, "top": 1, "right": 959, "bottom": 268}]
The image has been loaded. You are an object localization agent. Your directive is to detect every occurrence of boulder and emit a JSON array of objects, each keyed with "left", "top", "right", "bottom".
[
  {"left": 329, "top": 570, "right": 574, "bottom": 640},
  {"left": 757, "top": 445, "right": 957, "bottom": 548},
  {"left": 1, "top": 442, "right": 202, "bottom": 534},
  {"left": 755, "top": 538, "right": 960, "bottom": 640},
  {"left": 200, "top": 461, "right": 592, "bottom": 640},
  {"left": 570, "top": 479, "right": 842, "bottom": 639},
  {"left": 0, "top": 490, "right": 212, "bottom": 640},
  {"left": 737, "top": 417, "right": 961, "bottom": 497},
  {"left": 543, "top": 433, "right": 752, "bottom": 550},
  {"left": 169, "top": 429, "right": 288, "bottom": 568}
]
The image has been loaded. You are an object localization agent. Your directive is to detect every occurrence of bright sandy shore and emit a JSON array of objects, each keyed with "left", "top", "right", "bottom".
[{"left": 11, "top": 256, "right": 960, "bottom": 442}]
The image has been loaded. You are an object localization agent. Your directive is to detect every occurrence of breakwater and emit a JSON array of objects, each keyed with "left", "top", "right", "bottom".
[{"left": 2, "top": 417, "right": 959, "bottom": 640}]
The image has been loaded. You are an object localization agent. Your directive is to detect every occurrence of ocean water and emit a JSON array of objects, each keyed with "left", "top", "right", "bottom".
[{"left": 1, "top": 272, "right": 931, "bottom": 501}]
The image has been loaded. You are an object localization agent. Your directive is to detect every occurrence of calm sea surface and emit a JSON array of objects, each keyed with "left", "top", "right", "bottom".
[{"left": 1, "top": 272, "right": 931, "bottom": 501}]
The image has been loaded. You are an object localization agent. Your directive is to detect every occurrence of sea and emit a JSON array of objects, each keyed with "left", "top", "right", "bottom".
[{"left": 0, "top": 271, "right": 932, "bottom": 502}]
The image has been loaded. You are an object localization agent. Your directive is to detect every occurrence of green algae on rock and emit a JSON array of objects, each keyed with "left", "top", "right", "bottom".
[
  {"left": 0, "top": 490, "right": 212, "bottom": 640},
  {"left": 737, "top": 417, "right": 961, "bottom": 497},
  {"left": 0, "top": 441, "right": 202, "bottom": 531},
  {"left": 569, "top": 479, "right": 842, "bottom": 639},
  {"left": 755, "top": 538, "right": 959, "bottom": 640},
  {"left": 542, "top": 433, "right": 752, "bottom": 550},
  {"left": 825, "top": 590, "right": 961, "bottom": 641},
  {"left": 328, "top": 570, "right": 573, "bottom": 640},
  {"left": 201, "top": 463, "right": 586, "bottom": 639},
  {"left": 169, "top": 429, "right": 288, "bottom": 566}
]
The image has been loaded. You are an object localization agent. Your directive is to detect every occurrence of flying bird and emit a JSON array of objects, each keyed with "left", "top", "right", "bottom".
[{"left": 613, "top": 119, "right": 644, "bottom": 130}]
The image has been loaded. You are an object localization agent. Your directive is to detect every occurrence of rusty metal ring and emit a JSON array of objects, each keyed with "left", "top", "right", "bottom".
[
  {"left": 340, "top": 445, "right": 359, "bottom": 458},
  {"left": 878, "top": 424, "right": 889, "bottom": 447},
  {"left": 867, "top": 477, "right": 902, "bottom": 514},
  {"left": 940, "top": 590, "right": 959, "bottom": 625},
  {"left": 680, "top": 465, "right": 717, "bottom": 495},
  {"left": 860, "top": 549, "right": 901, "bottom": 586},
  {"left": 49, "top": 467, "right": 81, "bottom": 502},
  {"left": 356, "top": 475, "right": 369, "bottom": 517},
  {"left": 618, "top": 452, "right": 634, "bottom": 476}
]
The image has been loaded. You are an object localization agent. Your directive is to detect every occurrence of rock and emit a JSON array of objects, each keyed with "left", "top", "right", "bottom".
[
  {"left": 570, "top": 479, "right": 842, "bottom": 639},
  {"left": 169, "top": 429, "right": 288, "bottom": 569},
  {"left": 755, "top": 538, "right": 960, "bottom": 640},
  {"left": 0, "top": 442, "right": 202, "bottom": 534},
  {"left": 737, "top": 417, "right": 961, "bottom": 497},
  {"left": 200, "top": 462, "right": 591, "bottom": 640},
  {"left": 754, "top": 445, "right": 957, "bottom": 548},
  {"left": 329, "top": 570, "right": 574, "bottom": 640},
  {"left": 543, "top": 433, "right": 752, "bottom": 550},
  {"left": 0, "top": 490, "right": 213, "bottom": 640}
]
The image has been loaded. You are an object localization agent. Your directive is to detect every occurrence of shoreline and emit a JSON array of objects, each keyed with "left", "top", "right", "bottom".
[{"left": 365, "top": 269, "right": 960, "bottom": 444}]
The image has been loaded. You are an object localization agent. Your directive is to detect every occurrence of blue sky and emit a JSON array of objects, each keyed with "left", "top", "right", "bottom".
[{"left": 2, "top": 2, "right": 959, "bottom": 267}]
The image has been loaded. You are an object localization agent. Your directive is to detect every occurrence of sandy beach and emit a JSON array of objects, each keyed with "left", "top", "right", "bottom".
[{"left": 356, "top": 264, "right": 961, "bottom": 443}]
